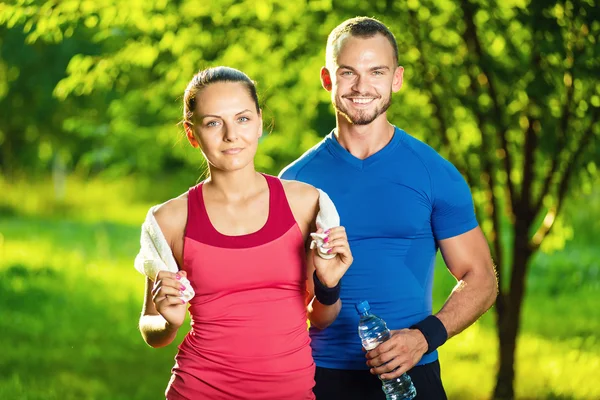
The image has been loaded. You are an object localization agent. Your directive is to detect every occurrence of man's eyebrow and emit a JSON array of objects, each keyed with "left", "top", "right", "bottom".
[
  {"left": 369, "top": 66, "right": 390, "bottom": 71},
  {"left": 337, "top": 65, "right": 391, "bottom": 71}
]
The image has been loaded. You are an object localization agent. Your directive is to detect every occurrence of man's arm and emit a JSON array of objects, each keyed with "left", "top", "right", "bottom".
[
  {"left": 435, "top": 226, "right": 498, "bottom": 338},
  {"left": 366, "top": 226, "right": 497, "bottom": 379}
]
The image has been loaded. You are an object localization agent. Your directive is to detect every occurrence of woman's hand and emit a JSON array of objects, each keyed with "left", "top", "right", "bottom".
[
  {"left": 152, "top": 270, "right": 189, "bottom": 330},
  {"left": 312, "top": 226, "right": 353, "bottom": 288}
]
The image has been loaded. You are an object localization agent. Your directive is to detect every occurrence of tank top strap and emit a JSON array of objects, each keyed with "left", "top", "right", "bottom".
[
  {"left": 185, "top": 182, "right": 208, "bottom": 242},
  {"left": 185, "top": 174, "right": 298, "bottom": 248},
  {"left": 262, "top": 174, "right": 297, "bottom": 230}
]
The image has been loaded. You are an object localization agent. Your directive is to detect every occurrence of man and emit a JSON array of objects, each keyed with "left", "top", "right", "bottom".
[{"left": 280, "top": 17, "right": 498, "bottom": 399}]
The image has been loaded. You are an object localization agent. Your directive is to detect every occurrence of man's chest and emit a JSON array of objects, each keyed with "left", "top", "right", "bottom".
[{"left": 306, "top": 172, "right": 433, "bottom": 240}]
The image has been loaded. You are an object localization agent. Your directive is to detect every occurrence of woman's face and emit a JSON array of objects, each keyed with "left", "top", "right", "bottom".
[{"left": 187, "top": 82, "right": 262, "bottom": 173}]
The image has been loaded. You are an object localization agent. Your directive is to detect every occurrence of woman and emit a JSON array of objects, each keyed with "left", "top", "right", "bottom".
[{"left": 138, "top": 66, "right": 353, "bottom": 399}]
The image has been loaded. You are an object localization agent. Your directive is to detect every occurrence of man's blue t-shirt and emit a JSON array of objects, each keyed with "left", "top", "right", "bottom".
[{"left": 279, "top": 127, "right": 478, "bottom": 369}]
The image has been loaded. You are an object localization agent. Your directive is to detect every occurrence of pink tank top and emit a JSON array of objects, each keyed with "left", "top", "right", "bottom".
[{"left": 166, "top": 174, "right": 315, "bottom": 400}]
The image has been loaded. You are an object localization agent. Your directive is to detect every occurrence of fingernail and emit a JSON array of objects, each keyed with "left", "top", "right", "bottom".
[
  {"left": 323, "top": 237, "right": 329, "bottom": 243},
  {"left": 175, "top": 274, "right": 181, "bottom": 280},
  {"left": 324, "top": 229, "right": 330, "bottom": 234},
  {"left": 181, "top": 299, "right": 186, "bottom": 304},
  {"left": 180, "top": 285, "right": 186, "bottom": 291},
  {"left": 327, "top": 248, "right": 332, "bottom": 253}
]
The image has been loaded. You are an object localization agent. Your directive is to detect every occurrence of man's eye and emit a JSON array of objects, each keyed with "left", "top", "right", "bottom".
[{"left": 342, "top": 71, "right": 353, "bottom": 76}]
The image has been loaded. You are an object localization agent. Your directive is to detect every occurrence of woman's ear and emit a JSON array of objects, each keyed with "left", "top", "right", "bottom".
[
  {"left": 184, "top": 122, "right": 201, "bottom": 148},
  {"left": 258, "top": 109, "right": 264, "bottom": 138}
]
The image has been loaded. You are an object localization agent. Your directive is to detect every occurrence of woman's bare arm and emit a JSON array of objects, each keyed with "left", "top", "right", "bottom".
[
  {"left": 139, "top": 196, "right": 188, "bottom": 348},
  {"left": 282, "top": 180, "right": 352, "bottom": 329}
]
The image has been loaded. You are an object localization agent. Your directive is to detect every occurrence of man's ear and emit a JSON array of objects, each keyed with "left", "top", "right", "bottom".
[
  {"left": 392, "top": 66, "right": 404, "bottom": 93},
  {"left": 320, "top": 67, "right": 333, "bottom": 92},
  {"left": 184, "top": 123, "right": 200, "bottom": 148}
]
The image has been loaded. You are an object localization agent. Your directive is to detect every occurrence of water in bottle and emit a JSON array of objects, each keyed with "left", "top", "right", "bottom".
[{"left": 356, "top": 300, "right": 417, "bottom": 400}]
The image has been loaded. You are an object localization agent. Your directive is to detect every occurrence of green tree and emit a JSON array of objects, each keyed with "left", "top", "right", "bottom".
[
  {"left": 0, "top": 2, "right": 111, "bottom": 180},
  {"left": 2, "top": 0, "right": 335, "bottom": 176},
  {"left": 1, "top": 0, "right": 598, "bottom": 398},
  {"left": 394, "top": 1, "right": 599, "bottom": 397}
]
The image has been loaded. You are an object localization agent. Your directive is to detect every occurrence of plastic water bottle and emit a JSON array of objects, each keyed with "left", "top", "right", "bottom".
[{"left": 356, "top": 300, "right": 417, "bottom": 400}]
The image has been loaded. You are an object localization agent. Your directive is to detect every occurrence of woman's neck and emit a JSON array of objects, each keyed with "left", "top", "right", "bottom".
[{"left": 204, "top": 165, "right": 265, "bottom": 202}]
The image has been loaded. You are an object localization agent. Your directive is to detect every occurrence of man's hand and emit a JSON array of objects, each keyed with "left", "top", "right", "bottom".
[{"left": 365, "top": 328, "right": 428, "bottom": 379}]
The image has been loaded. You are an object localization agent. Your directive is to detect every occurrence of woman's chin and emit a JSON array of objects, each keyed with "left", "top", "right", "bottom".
[{"left": 210, "top": 159, "right": 254, "bottom": 173}]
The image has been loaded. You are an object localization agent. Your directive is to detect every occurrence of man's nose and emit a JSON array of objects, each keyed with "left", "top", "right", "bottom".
[{"left": 352, "top": 74, "right": 369, "bottom": 94}]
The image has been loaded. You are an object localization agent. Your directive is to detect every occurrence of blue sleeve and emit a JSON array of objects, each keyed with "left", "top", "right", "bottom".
[
  {"left": 430, "top": 159, "right": 478, "bottom": 240},
  {"left": 278, "top": 139, "right": 327, "bottom": 181},
  {"left": 278, "top": 163, "right": 297, "bottom": 180}
]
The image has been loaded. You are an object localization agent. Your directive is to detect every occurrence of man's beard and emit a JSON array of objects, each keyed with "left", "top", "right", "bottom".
[{"left": 334, "top": 92, "right": 392, "bottom": 125}]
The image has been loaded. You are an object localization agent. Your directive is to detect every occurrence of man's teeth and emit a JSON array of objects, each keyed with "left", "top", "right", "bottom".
[{"left": 351, "top": 98, "right": 374, "bottom": 104}]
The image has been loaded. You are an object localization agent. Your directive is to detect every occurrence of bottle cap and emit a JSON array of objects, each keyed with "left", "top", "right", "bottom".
[{"left": 355, "top": 300, "right": 370, "bottom": 314}]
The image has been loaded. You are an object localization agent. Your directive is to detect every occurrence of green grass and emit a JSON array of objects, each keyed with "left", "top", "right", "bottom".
[
  {"left": 0, "top": 176, "right": 186, "bottom": 400},
  {"left": 0, "top": 176, "right": 598, "bottom": 399}
]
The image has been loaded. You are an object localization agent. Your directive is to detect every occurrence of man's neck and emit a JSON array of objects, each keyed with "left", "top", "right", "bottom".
[{"left": 334, "top": 114, "right": 395, "bottom": 160}]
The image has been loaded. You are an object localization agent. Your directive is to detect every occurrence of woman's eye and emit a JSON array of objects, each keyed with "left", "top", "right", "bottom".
[
  {"left": 238, "top": 116, "right": 250, "bottom": 122},
  {"left": 205, "top": 121, "right": 219, "bottom": 127}
]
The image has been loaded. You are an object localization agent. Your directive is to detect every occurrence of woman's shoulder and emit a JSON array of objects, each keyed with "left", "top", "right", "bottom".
[
  {"left": 280, "top": 179, "right": 319, "bottom": 205},
  {"left": 280, "top": 179, "right": 319, "bottom": 226},
  {"left": 153, "top": 192, "right": 189, "bottom": 237}
]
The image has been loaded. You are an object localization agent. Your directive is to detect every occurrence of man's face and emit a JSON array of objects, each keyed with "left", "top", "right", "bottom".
[{"left": 323, "top": 34, "right": 403, "bottom": 125}]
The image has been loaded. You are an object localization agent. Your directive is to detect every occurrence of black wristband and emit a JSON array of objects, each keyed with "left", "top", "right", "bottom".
[
  {"left": 312, "top": 271, "right": 341, "bottom": 306},
  {"left": 410, "top": 315, "right": 448, "bottom": 354}
]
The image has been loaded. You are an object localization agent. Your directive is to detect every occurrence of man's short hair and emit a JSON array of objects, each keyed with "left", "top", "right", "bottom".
[{"left": 326, "top": 17, "right": 399, "bottom": 67}]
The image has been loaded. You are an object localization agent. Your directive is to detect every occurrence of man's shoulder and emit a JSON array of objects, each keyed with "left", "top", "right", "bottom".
[
  {"left": 279, "top": 136, "right": 331, "bottom": 180},
  {"left": 400, "top": 130, "right": 440, "bottom": 158},
  {"left": 398, "top": 129, "right": 455, "bottom": 170},
  {"left": 398, "top": 129, "right": 471, "bottom": 197}
]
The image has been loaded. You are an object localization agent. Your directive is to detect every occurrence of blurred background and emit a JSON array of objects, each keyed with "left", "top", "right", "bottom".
[{"left": 0, "top": 0, "right": 598, "bottom": 399}]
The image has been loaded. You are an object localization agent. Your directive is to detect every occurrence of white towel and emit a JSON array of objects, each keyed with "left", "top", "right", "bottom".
[
  {"left": 310, "top": 189, "right": 341, "bottom": 260},
  {"left": 134, "top": 206, "right": 195, "bottom": 302},
  {"left": 134, "top": 189, "right": 338, "bottom": 297}
]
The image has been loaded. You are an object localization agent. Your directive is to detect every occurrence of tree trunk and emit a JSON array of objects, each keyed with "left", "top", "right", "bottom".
[
  {"left": 493, "top": 221, "right": 533, "bottom": 399},
  {"left": 0, "top": 136, "right": 13, "bottom": 179},
  {"left": 0, "top": 130, "right": 22, "bottom": 181}
]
